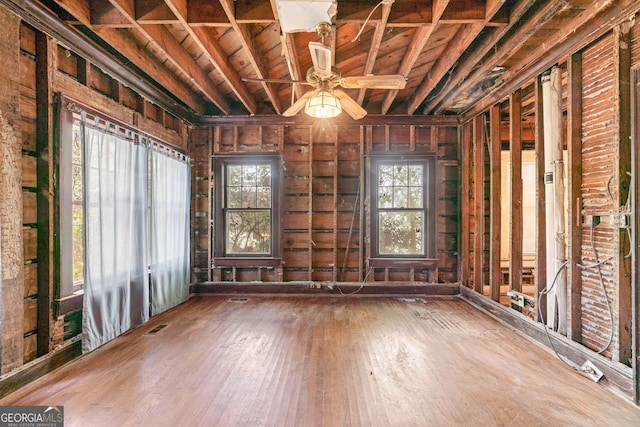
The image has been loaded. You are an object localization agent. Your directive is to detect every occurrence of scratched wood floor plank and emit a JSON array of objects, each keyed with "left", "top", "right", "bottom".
[{"left": 2, "top": 295, "right": 640, "bottom": 426}]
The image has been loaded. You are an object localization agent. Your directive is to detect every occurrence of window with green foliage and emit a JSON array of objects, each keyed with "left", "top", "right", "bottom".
[
  {"left": 213, "top": 156, "right": 280, "bottom": 264},
  {"left": 59, "top": 101, "right": 86, "bottom": 300},
  {"left": 370, "top": 155, "right": 436, "bottom": 261},
  {"left": 71, "top": 122, "right": 84, "bottom": 291}
]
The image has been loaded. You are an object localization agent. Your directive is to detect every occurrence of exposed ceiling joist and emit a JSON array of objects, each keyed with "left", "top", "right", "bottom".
[{"left": 8, "top": 0, "right": 638, "bottom": 121}]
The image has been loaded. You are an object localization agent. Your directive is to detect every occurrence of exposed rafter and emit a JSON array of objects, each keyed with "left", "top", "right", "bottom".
[
  {"left": 219, "top": 0, "right": 282, "bottom": 114},
  {"left": 355, "top": 1, "right": 392, "bottom": 105}
]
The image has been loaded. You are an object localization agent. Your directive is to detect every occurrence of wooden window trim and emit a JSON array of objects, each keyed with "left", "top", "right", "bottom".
[
  {"left": 213, "top": 154, "right": 282, "bottom": 267},
  {"left": 369, "top": 153, "right": 437, "bottom": 267}
]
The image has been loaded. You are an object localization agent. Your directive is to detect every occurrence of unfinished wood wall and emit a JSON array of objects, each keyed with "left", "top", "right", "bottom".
[
  {"left": 19, "top": 23, "right": 38, "bottom": 364},
  {"left": 0, "top": 8, "right": 23, "bottom": 374},
  {"left": 460, "top": 17, "right": 638, "bottom": 366},
  {"left": 190, "top": 123, "right": 459, "bottom": 284},
  {"left": 0, "top": 16, "right": 190, "bottom": 377},
  {"left": 579, "top": 33, "right": 619, "bottom": 360}
]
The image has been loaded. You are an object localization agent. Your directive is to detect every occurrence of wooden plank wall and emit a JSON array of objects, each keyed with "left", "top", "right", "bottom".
[
  {"left": 0, "top": 18, "right": 191, "bottom": 377},
  {"left": 459, "top": 18, "right": 640, "bottom": 366},
  {"left": 193, "top": 123, "right": 459, "bottom": 284}
]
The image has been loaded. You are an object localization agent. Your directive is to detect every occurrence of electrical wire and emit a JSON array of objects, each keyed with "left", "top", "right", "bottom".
[
  {"left": 584, "top": 224, "right": 614, "bottom": 354},
  {"left": 351, "top": 0, "right": 394, "bottom": 42},
  {"left": 537, "top": 261, "right": 580, "bottom": 371},
  {"left": 336, "top": 266, "right": 373, "bottom": 295}
]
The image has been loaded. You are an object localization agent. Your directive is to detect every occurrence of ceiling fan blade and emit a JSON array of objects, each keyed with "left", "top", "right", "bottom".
[
  {"left": 283, "top": 91, "right": 314, "bottom": 117},
  {"left": 309, "top": 42, "right": 332, "bottom": 77},
  {"left": 339, "top": 75, "right": 407, "bottom": 90},
  {"left": 242, "top": 77, "right": 308, "bottom": 84},
  {"left": 334, "top": 90, "right": 367, "bottom": 120}
]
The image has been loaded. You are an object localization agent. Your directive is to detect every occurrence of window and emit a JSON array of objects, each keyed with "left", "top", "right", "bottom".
[
  {"left": 370, "top": 155, "right": 436, "bottom": 266},
  {"left": 58, "top": 101, "right": 85, "bottom": 302},
  {"left": 213, "top": 156, "right": 280, "bottom": 266},
  {"left": 71, "top": 122, "right": 84, "bottom": 292}
]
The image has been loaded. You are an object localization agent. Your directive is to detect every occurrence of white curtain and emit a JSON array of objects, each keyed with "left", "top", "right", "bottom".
[
  {"left": 149, "top": 148, "right": 191, "bottom": 316},
  {"left": 82, "top": 124, "right": 149, "bottom": 352}
]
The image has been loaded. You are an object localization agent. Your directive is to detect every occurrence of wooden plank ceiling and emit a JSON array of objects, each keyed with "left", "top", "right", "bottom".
[{"left": 29, "top": 0, "right": 612, "bottom": 119}]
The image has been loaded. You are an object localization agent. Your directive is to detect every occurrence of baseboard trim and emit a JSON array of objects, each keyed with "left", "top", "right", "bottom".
[
  {"left": 191, "top": 281, "right": 461, "bottom": 296},
  {"left": 459, "top": 285, "right": 634, "bottom": 403},
  {"left": 0, "top": 339, "right": 82, "bottom": 399}
]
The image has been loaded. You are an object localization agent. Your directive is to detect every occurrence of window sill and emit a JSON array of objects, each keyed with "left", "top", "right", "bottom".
[
  {"left": 55, "top": 292, "right": 84, "bottom": 316},
  {"left": 213, "top": 257, "right": 282, "bottom": 268},
  {"left": 368, "top": 258, "right": 438, "bottom": 269}
]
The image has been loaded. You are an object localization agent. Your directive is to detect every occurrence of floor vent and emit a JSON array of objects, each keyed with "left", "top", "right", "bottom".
[
  {"left": 145, "top": 324, "right": 168, "bottom": 335},
  {"left": 229, "top": 297, "right": 249, "bottom": 303}
]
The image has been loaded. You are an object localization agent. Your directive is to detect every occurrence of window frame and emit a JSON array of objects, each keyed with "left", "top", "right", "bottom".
[
  {"left": 213, "top": 154, "right": 281, "bottom": 267},
  {"left": 369, "top": 153, "right": 437, "bottom": 269},
  {"left": 55, "top": 97, "right": 86, "bottom": 314}
]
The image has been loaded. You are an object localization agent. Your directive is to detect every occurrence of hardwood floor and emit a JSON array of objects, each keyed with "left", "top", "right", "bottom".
[{"left": 2, "top": 295, "right": 639, "bottom": 426}]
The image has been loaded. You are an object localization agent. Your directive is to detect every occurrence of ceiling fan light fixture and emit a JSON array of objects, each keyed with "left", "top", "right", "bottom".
[{"left": 305, "top": 90, "right": 341, "bottom": 118}]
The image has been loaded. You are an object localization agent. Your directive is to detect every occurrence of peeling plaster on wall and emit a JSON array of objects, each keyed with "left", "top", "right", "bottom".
[{"left": 0, "top": 108, "right": 24, "bottom": 373}]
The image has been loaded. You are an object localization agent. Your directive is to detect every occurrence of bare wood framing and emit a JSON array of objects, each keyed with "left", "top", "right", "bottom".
[
  {"left": 510, "top": 90, "right": 523, "bottom": 295},
  {"left": 308, "top": 126, "right": 313, "bottom": 282},
  {"left": 461, "top": 0, "right": 640, "bottom": 121},
  {"left": 459, "top": 122, "right": 472, "bottom": 287},
  {"left": 473, "top": 114, "right": 484, "bottom": 293},
  {"left": 429, "top": 0, "right": 565, "bottom": 115},
  {"left": 35, "top": 31, "right": 52, "bottom": 357},
  {"left": 567, "top": 51, "right": 583, "bottom": 342},
  {"left": 332, "top": 132, "right": 338, "bottom": 282},
  {"left": 614, "top": 21, "right": 632, "bottom": 365},
  {"left": 356, "top": 2, "right": 392, "bottom": 105},
  {"left": 489, "top": 105, "right": 501, "bottom": 302}
]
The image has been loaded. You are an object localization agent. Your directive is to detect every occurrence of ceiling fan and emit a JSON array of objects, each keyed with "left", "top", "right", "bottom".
[{"left": 243, "top": 22, "right": 406, "bottom": 120}]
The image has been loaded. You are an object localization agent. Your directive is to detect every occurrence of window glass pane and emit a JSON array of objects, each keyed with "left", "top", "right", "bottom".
[
  {"left": 241, "top": 187, "right": 256, "bottom": 208},
  {"left": 72, "top": 127, "right": 82, "bottom": 163},
  {"left": 72, "top": 204, "right": 84, "bottom": 283},
  {"left": 226, "top": 210, "right": 271, "bottom": 254},
  {"left": 394, "top": 165, "right": 408, "bottom": 186},
  {"left": 378, "top": 211, "right": 424, "bottom": 255},
  {"left": 409, "top": 165, "right": 423, "bottom": 186},
  {"left": 257, "top": 165, "right": 271, "bottom": 186},
  {"left": 257, "top": 187, "right": 271, "bottom": 208},
  {"left": 242, "top": 165, "right": 257, "bottom": 186},
  {"left": 378, "top": 186, "right": 393, "bottom": 208},
  {"left": 72, "top": 165, "right": 83, "bottom": 201},
  {"left": 393, "top": 187, "right": 408, "bottom": 208},
  {"left": 378, "top": 165, "right": 393, "bottom": 186},
  {"left": 409, "top": 187, "right": 423, "bottom": 208},
  {"left": 227, "top": 165, "right": 242, "bottom": 186},
  {"left": 227, "top": 187, "right": 242, "bottom": 208}
]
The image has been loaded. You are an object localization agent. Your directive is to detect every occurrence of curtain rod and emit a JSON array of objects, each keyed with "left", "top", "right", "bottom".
[{"left": 61, "top": 94, "right": 189, "bottom": 163}]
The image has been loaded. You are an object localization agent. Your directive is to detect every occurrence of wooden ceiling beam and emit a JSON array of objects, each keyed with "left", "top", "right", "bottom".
[
  {"left": 163, "top": 0, "right": 257, "bottom": 114},
  {"left": 407, "top": 22, "right": 484, "bottom": 114},
  {"left": 136, "top": 0, "right": 178, "bottom": 24},
  {"left": 104, "top": 0, "right": 231, "bottom": 114},
  {"left": 460, "top": 0, "right": 640, "bottom": 121},
  {"left": 356, "top": 1, "right": 392, "bottom": 105},
  {"left": 47, "top": 0, "right": 207, "bottom": 115},
  {"left": 89, "top": 0, "right": 134, "bottom": 28},
  {"left": 269, "top": 0, "right": 305, "bottom": 101},
  {"left": 338, "top": 1, "right": 432, "bottom": 25},
  {"left": 407, "top": 0, "right": 506, "bottom": 114},
  {"left": 381, "top": 0, "right": 451, "bottom": 114},
  {"left": 218, "top": 0, "right": 281, "bottom": 114},
  {"left": 425, "top": 0, "right": 566, "bottom": 114}
]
